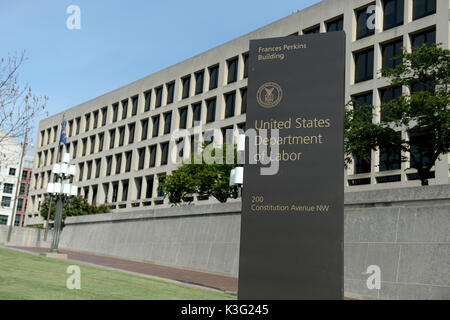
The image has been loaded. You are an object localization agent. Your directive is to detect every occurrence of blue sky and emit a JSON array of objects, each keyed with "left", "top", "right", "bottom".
[{"left": 0, "top": 0, "right": 320, "bottom": 142}]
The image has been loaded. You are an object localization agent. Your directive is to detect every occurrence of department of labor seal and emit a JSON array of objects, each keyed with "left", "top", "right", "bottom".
[{"left": 256, "top": 82, "right": 283, "bottom": 108}]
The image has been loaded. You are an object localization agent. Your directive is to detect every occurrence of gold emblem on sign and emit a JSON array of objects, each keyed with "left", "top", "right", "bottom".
[{"left": 256, "top": 82, "right": 283, "bottom": 108}]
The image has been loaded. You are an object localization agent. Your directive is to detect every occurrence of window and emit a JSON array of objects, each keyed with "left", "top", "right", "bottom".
[
  {"left": 72, "top": 141, "right": 78, "bottom": 159},
  {"left": 68, "top": 120, "right": 73, "bottom": 137},
  {"left": 87, "top": 161, "right": 93, "bottom": 180},
  {"left": 149, "top": 145, "right": 157, "bottom": 167},
  {"left": 9, "top": 168, "right": 16, "bottom": 176},
  {"left": 163, "top": 112, "right": 172, "bottom": 134},
  {"left": 128, "top": 123, "right": 135, "bottom": 144},
  {"left": 195, "top": 71, "right": 204, "bottom": 94},
  {"left": 98, "top": 133, "right": 104, "bottom": 152},
  {"left": 192, "top": 103, "right": 202, "bottom": 126},
  {"left": 82, "top": 138, "right": 88, "bottom": 156},
  {"left": 155, "top": 86, "right": 163, "bottom": 108},
  {"left": 384, "top": 0, "right": 404, "bottom": 30},
  {"left": 131, "top": 96, "right": 138, "bottom": 116},
  {"left": 179, "top": 107, "right": 188, "bottom": 129},
  {"left": 112, "top": 103, "right": 119, "bottom": 122},
  {"left": 121, "top": 99, "right": 128, "bottom": 120},
  {"left": 135, "top": 177, "right": 142, "bottom": 200},
  {"left": 182, "top": 76, "right": 191, "bottom": 99},
  {"left": 21, "top": 170, "right": 28, "bottom": 181},
  {"left": 141, "top": 119, "right": 149, "bottom": 140},
  {"left": 3, "top": 183, "right": 13, "bottom": 194},
  {"left": 152, "top": 116, "right": 160, "bottom": 138},
  {"left": 166, "top": 82, "right": 175, "bottom": 104},
  {"left": 352, "top": 92, "right": 373, "bottom": 123},
  {"left": 157, "top": 175, "right": 166, "bottom": 197},
  {"left": 209, "top": 65, "right": 219, "bottom": 90},
  {"left": 79, "top": 163, "right": 84, "bottom": 181},
  {"left": 224, "top": 92, "right": 236, "bottom": 118},
  {"left": 85, "top": 114, "right": 91, "bottom": 132},
  {"left": 106, "top": 156, "right": 112, "bottom": 176},
  {"left": 109, "top": 129, "right": 116, "bottom": 149},
  {"left": 380, "top": 86, "right": 402, "bottom": 121},
  {"left": 1, "top": 197, "right": 11, "bottom": 208},
  {"left": 326, "top": 17, "right": 344, "bottom": 32},
  {"left": 118, "top": 126, "right": 125, "bottom": 147},
  {"left": 411, "top": 28, "right": 436, "bottom": 49},
  {"left": 240, "top": 88, "right": 247, "bottom": 114},
  {"left": 356, "top": 5, "right": 375, "bottom": 39},
  {"left": 243, "top": 53, "right": 249, "bottom": 79},
  {"left": 303, "top": 25, "right": 320, "bottom": 34},
  {"left": 145, "top": 176, "right": 153, "bottom": 199},
  {"left": 382, "top": 39, "right": 403, "bottom": 69},
  {"left": 122, "top": 180, "right": 129, "bottom": 202},
  {"left": 227, "top": 58, "right": 238, "bottom": 84},
  {"left": 76, "top": 117, "right": 81, "bottom": 135},
  {"left": 17, "top": 199, "right": 24, "bottom": 212},
  {"left": 354, "top": 154, "right": 371, "bottom": 174},
  {"left": 40, "top": 130, "right": 45, "bottom": 146},
  {"left": 92, "top": 186, "right": 98, "bottom": 205},
  {"left": 90, "top": 136, "right": 95, "bottom": 154},
  {"left": 125, "top": 151, "right": 132, "bottom": 173},
  {"left": 413, "top": 0, "right": 436, "bottom": 20},
  {"left": 206, "top": 98, "right": 216, "bottom": 123},
  {"left": 137, "top": 148, "right": 145, "bottom": 170},
  {"left": 93, "top": 111, "right": 99, "bottom": 129},
  {"left": 354, "top": 47, "right": 374, "bottom": 83},
  {"left": 380, "top": 136, "right": 401, "bottom": 171},
  {"left": 144, "top": 91, "right": 151, "bottom": 112},
  {"left": 115, "top": 154, "right": 122, "bottom": 174},
  {"left": 409, "top": 131, "right": 433, "bottom": 169},
  {"left": 95, "top": 159, "right": 101, "bottom": 178},
  {"left": 101, "top": 107, "right": 108, "bottom": 126},
  {"left": 112, "top": 183, "right": 119, "bottom": 203},
  {"left": 46, "top": 128, "right": 51, "bottom": 145},
  {"left": 160, "top": 143, "right": 169, "bottom": 165},
  {"left": 53, "top": 126, "right": 58, "bottom": 143}
]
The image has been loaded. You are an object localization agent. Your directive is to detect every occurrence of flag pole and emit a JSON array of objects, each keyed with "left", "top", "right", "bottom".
[{"left": 6, "top": 128, "right": 28, "bottom": 243}]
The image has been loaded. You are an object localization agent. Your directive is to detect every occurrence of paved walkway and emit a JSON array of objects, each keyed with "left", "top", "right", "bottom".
[{"left": 4, "top": 245, "right": 238, "bottom": 294}]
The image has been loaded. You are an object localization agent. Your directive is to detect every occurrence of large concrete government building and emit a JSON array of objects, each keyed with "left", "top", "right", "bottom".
[{"left": 27, "top": 0, "right": 449, "bottom": 224}]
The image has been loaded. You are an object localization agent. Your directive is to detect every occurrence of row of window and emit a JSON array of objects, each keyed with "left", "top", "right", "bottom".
[
  {"left": 35, "top": 88, "right": 248, "bottom": 169},
  {"left": 356, "top": 0, "right": 436, "bottom": 40},
  {"left": 80, "top": 175, "right": 161, "bottom": 207},
  {"left": 0, "top": 167, "right": 17, "bottom": 177},
  {"left": 297, "top": 0, "right": 435, "bottom": 40},
  {"left": 354, "top": 27, "right": 435, "bottom": 83},
  {"left": 39, "top": 55, "right": 249, "bottom": 148},
  {"left": 33, "top": 123, "right": 246, "bottom": 192}
]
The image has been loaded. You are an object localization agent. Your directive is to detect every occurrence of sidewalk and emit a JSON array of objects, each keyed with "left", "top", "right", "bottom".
[{"left": 4, "top": 245, "right": 238, "bottom": 294}]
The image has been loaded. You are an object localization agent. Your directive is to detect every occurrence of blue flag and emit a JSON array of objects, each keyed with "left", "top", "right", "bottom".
[{"left": 60, "top": 118, "right": 67, "bottom": 145}]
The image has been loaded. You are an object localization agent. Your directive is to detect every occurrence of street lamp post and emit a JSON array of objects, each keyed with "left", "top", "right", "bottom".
[
  {"left": 230, "top": 134, "right": 245, "bottom": 196},
  {"left": 45, "top": 153, "right": 77, "bottom": 254}
]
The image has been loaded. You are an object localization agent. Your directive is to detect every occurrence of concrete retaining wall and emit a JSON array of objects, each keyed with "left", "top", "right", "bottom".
[
  {"left": 344, "top": 185, "right": 450, "bottom": 300},
  {"left": 15, "top": 185, "right": 450, "bottom": 299},
  {"left": 0, "top": 225, "right": 49, "bottom": 248},
  {"left": 59, "top": 201, "right": 242, "bottom": 277}
]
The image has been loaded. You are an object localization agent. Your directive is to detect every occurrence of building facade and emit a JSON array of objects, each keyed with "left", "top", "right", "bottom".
[
  {"left": 0, "top": 132, "right": 34, "bottom": 226},
  {"left": 27, "top": 0, "right": 449, "bottom": 224}
]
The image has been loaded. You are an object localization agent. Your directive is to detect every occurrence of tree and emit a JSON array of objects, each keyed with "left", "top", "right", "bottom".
[
  {"left": 40, "top": 196, "right": 110, "bottom": 227},
  {"left": 160, "top": 143, "right": 239, "bottom": 205},
  {"left": 0, "top": 52, "right": 47, "bottom": 147},
  {"left": 345, "top": 44, "right": 450, "bottom": 186}
]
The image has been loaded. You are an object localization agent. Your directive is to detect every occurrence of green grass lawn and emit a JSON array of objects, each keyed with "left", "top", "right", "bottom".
[{"left": 0, "top": 248, "right": 236, "bottom": 300}]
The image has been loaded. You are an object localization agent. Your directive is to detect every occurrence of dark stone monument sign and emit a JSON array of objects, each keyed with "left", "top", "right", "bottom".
[{"left": 238, "top": 32, "right": 345, "bottom": 300}]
